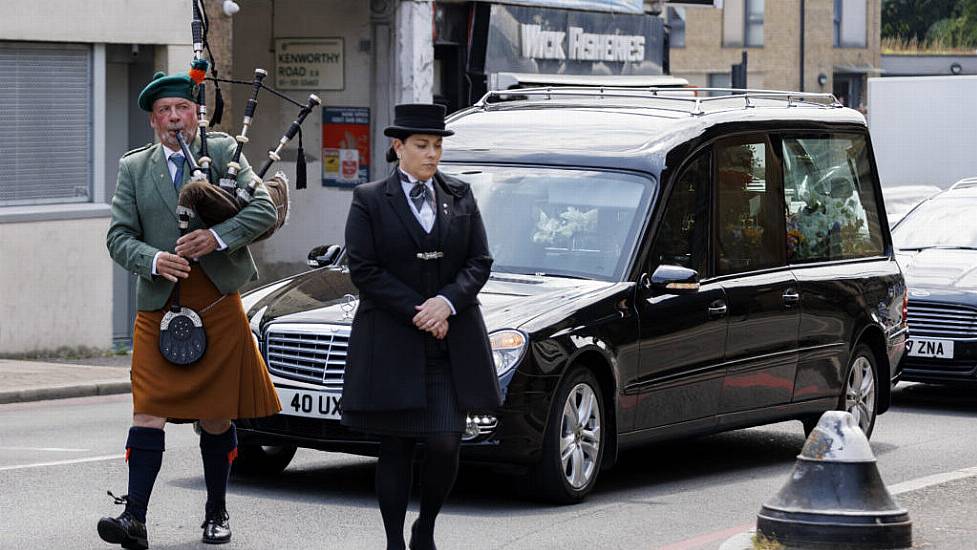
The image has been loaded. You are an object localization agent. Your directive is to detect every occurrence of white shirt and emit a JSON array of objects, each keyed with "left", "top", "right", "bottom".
[
  {"left": 151, "top": 145, "right": 227, "bottom": 275},
  {"left": 398, "top": 169, "right": 456, "bottom": 316},
  {"left": 399, "top": 169, "right": 437, "bottom": 233}
]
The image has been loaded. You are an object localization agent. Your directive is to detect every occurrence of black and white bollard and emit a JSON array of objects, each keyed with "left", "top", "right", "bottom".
[{"left": 756, "top": 411, "right": 912, "bottom": 549}]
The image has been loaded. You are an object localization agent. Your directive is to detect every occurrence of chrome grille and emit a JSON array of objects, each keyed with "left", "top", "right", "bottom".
[
  {"left": 907, "top": 301, "right": 977, "bottom": 339},
  {"left": 264, "top": 324, "right": 350, "bottom": 390}
]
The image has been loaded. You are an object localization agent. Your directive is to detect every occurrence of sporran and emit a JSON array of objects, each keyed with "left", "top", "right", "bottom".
[{"left": 159, "top": 207, "right": 208, "bottom": 365}]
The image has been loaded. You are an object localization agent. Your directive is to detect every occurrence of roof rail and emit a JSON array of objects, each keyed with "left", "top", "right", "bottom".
[
  {"left": 949, "top": 177, "right": 977, "bottom": 190},
  {"left": 474, "top": 86, "right": 843, "bottom": 116}
]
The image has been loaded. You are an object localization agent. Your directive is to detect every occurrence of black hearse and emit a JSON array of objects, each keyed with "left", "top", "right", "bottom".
[{"left": 235, "top": 88, "right": 907, "bottom": 503}]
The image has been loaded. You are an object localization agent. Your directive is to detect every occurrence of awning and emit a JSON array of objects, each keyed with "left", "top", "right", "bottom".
[
  {"left": 833, "top": 64, "right": 886, "bottom": 75},
  {"left": 489, "top": 72, "right": 690, "bottom": 90}
]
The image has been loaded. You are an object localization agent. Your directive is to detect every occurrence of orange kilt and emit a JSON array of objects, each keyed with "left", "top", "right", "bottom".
[{"left": 131, "top": 267, "right": 281, "bottom": 420}]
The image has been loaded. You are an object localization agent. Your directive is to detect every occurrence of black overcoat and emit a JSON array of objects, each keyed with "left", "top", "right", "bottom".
[{"left": 341, "top": 170, "right": 503, "bottom": 412}]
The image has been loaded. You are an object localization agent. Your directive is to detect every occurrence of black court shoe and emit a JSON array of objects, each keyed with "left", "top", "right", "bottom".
[
  {"left": 97, "top": 493, "right": 148, "bottom": 550},
  {"left": 201, "top": 507, "right": 232, "bottom": 545}
]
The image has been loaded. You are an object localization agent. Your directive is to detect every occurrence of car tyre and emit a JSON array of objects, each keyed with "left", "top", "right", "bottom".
[
  {"left": 231, "top": 444, "right": 297, "bottom": 476},
  {"left": 528, "top": 367, "right": 605, "bottom": 504},
  {"left": 842, "top": 344, "right": 879, "bottom": 438}
]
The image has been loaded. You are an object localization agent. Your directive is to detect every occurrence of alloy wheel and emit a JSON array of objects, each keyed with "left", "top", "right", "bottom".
[
  {"left": 559, "top": 383, "right": 602, "bottom": 489},
  {"left": 845, "top": 355, "right": 876, "bottom": 434}
]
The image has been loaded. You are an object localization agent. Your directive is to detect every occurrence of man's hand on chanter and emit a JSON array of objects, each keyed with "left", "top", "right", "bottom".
[
  {"left": 156, "top": 252, "right": 191, "bottom": 283},
  {"left": 175, "top": 229, "right": 218, "bottom": 261}
]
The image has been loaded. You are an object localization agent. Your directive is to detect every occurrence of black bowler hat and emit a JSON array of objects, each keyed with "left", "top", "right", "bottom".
[{"left": 383, "top": 103, "right": 454, "bottom": 139}]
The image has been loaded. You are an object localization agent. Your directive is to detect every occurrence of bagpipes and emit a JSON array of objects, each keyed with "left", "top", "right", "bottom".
[
  {"left": 175, "top": 0, "right": 320, "bottom": 243},
  {"left": 159, "top": 0, "right": 320, "bottom": 365}
]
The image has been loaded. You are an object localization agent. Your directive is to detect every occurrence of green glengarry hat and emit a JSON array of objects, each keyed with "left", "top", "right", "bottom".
[{"left": 137, "top": 71, "right": 197, "bottom": 112}]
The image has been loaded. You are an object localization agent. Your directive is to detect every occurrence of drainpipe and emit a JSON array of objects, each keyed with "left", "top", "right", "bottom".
[{"left": 800, "top": 0, "right": 806, "bottom": 91}]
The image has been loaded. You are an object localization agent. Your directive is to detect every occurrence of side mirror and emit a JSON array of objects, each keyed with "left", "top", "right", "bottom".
[
  {"left": 307, "top": 244, "right": 342, "bottom": 268},
  {"left": 642, "top": 264, "right": 700, "bottom": 296}
]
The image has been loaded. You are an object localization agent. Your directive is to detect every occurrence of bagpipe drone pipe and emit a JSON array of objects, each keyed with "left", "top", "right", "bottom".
[{"left": 175, "top": 0, "right": 320, "bottom": 243}]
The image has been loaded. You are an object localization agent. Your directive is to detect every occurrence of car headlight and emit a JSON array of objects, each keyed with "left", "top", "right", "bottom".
[{"left": 490, "top": 329, "right": 527, "bottom": 377}]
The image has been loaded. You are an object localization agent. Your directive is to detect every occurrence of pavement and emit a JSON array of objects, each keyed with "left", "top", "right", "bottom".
[
  {"left": 0, "top": 355, "right": 132, "bottom": 405},
  {"left": 3, "top": 357, "right": 977, "bottom": 549},
  {"left": 718, "top": 471, "right": 977, "bottom": 549}
]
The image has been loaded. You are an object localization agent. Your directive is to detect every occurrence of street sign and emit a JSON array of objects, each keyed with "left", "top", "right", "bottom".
[{"left": 275, "top": 38, "right": 344, "bottom": 91}]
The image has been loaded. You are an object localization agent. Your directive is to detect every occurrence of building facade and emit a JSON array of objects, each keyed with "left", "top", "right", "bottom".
[
  {"left": 0, "top": 0, "right": 656, "bottom": 354},
  {"left": 0, "top": 0, "right": 193, "bottom": 355},
  {"left": 665, "top": 0, "right": 881, "bottom": 108},
  {"left": 0, "top": 0, "right": 431, "bottom": 353},
  {"left": 881, "top": 53, "right": 977, "bottom": 77}
]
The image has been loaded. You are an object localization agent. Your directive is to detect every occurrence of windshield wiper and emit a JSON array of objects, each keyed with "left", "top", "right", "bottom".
[
  {"left": 490, "top": 270, "right": 593, "bottom": 281},
  {"left": 522, "top": 271, "right": 591, "bottom": 280}
]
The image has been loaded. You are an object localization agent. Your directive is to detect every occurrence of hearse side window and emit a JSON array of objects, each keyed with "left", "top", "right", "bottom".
[
  {"left": 716, "top": 137, "right": 786, "bottom": 275},
  {"left": 650, "top": 151, "right": 710, "bottom": 276},
  {"left": 780, "top": 134, "right": 884, "bottom": 262}
]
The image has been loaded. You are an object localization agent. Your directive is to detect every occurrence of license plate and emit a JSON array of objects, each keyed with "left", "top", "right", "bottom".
[
  {"left": 277, "top": 387, "right": 342, "bottom": 420},
  {"left": 906, "top": 338, "right": 955, "bottom": 359}
]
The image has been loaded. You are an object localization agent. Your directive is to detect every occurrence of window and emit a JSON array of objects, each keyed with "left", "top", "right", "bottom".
[
  {"left": 745, "top": 0, "right": 765, "bottom": 47},
  {"left": 668, "top": 6, "right": 687, "bottom": 49},
  {"left": 716, "top": 137, "right": 784, "bottom": 275},
  {"left": 451, "top": 165, "right": 653, "bottom": 280},
  {"left": 650, "top": 151, "right": 710, "bottom": 275},
  {"left": 723, "top": 0, "right": 764, "bottom": 48},
  {"left": 834, "top": 0, "right": 867, "bottom": 48},
  {"left": 892, "top": 197, "right": 977, "bottom": 250},
  {"left": 781, "top": 134, "right": 883, "bottom": 262},
  {"left": 0, "top": 43, "right": 92, "bottom": 206},
  {"left": 708, "top": 72, "right": 732, "bottom": 96}
]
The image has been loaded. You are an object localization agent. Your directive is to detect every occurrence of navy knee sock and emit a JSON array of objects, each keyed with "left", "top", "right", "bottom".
[
  {"left": 199, "top": 424, "right": 237, "bottom": 514},
  {"left": 125, "top": 426, "right": 165, "bottom": 523}
]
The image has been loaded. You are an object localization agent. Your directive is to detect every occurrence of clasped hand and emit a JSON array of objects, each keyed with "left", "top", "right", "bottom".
[{"left": 413, "top": 298, "right": 451, "bottom": 340}]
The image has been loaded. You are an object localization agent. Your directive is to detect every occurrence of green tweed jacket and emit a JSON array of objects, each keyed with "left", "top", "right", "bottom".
[{"left": 106, "top": 133, "right": 277, "bottom": 311}]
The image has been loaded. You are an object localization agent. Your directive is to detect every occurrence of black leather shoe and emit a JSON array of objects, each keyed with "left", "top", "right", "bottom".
[
  {"left": 409, "top": 519, "right": 437, "bottom": 550},
  {"left": 201, "top": 508, "right": 232, "bottom": 545},
  {"left": 97, "top": 510, "right": 149, "bottom": 550}
]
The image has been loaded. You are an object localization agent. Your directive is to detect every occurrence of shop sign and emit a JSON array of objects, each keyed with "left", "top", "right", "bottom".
[
  {"left": 322, "top": 106, "right": 370, "bottom": 188},
  {"left": 521, "top": 24, "right": 646, "bottom": 62},
  {"left": 275, "top": 38, "right": 344, "bottom": 90},
  {"left": 485, "top": 5, "right": 664, "bottom": 76}
]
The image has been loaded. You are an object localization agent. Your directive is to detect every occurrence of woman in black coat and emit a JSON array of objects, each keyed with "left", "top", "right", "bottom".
[{"left": 341, "top": 103, "right": 502, "bottom": 550}]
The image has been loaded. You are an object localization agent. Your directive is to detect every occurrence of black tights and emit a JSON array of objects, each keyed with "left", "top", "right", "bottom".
[{"left": 376, "top": 433, "right": 461, "bottom": 550}]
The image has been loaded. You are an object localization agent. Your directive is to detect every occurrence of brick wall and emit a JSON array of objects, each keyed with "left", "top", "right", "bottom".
[{"left": 669, "top": 0, "right": 880, "bottom": 94}]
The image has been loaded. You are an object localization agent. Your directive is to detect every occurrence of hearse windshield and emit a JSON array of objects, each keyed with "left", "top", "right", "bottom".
[{"left": 443, "top": 165, "right": 655, "bottom": 281}]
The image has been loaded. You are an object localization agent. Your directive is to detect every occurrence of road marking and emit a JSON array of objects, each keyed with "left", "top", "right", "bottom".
[
  {"left": 656, "top": 524, "right": 750, "bottom": 550},
  {"left": 656, "top": 464, "right": 977, "bottom": 550},
  {"left": 888, "top": 465, "right": 977, "bottom": 495},
  {"left": 0, "top": 454, "right": 121, "bottom": 472},
  {"left": 0, "top": 446, "right": 90, "bottom": 452}
]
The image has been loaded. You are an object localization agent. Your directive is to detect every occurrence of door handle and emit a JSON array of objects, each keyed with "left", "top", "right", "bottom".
[
  {"left": 708, "top": 301, "right": 728, "bottom": 318},
  {"left": 783, "top": 289, "right": 800, "bottom": 306}
]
